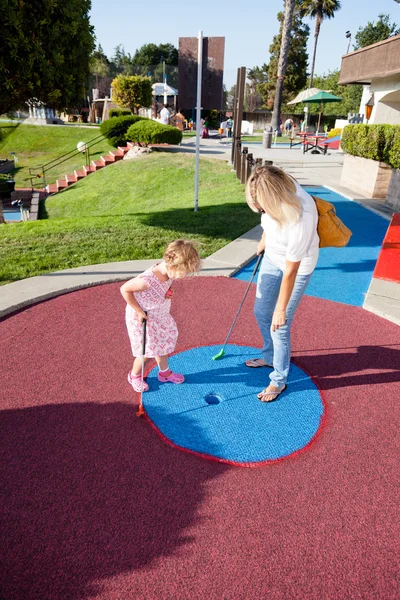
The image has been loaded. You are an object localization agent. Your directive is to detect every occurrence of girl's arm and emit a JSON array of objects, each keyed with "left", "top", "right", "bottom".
[
  {"left": 272, "top": 259, "right": 301, "bottom": 332},
  {"left": 120, "top": 277, "right": 149, "bottom": 320}
]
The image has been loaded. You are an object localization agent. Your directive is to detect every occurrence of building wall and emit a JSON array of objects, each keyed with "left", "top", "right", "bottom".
[{"left": 359, "top": 76, "right": 400, "bottom": 124}]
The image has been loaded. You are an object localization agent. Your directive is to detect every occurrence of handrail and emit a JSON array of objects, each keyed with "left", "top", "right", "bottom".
[{"left": 29, "top": 133, "right": 108, "bottom": 190}]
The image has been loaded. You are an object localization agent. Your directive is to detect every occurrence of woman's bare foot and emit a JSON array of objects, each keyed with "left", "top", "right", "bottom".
[{"left": 257, "top": 384, "right": 286, "bottom": 402}]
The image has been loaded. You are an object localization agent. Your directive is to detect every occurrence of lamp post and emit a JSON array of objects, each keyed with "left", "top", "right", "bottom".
[{"left": 345, "top": 31, "right": 351, "bottom": 54}]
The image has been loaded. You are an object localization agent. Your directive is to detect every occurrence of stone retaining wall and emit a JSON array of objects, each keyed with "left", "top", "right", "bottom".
[{"left": 340, "top": 154, "right": 392, "bottom": 199}]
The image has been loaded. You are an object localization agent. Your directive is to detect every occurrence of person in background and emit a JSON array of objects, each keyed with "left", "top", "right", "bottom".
[
  {"left": 174, "top": 108, "right": 185, "bottom": 132},
  {"left": 160, "top": 104, "right": 170, "bottom": 125},
  {"left": 284, "top": 117, "right": 294, "bottom": 133},
  {"left": 226, "top": 116, "right": 233, "bottom": 138}
]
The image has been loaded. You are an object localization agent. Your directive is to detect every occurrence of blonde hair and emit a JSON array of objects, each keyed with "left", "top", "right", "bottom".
[
  {"left": 246, "top": 165, "right": 302, "bottom": 227},
  {"left": 163, "top": 239, "right": 201, "bottom": 275}
]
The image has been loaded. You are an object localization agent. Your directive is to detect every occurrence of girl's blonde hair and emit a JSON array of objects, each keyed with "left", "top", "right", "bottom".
[
  {"left": 163, "top": 239, "right": 201, "bottom": 275},
  {"left": 246, "top": 165, "right": 302, "bottom": 227}
]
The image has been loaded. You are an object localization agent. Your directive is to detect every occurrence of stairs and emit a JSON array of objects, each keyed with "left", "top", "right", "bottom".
[{"left": 45, "top": 143, "right": 133, "bottom": 195}]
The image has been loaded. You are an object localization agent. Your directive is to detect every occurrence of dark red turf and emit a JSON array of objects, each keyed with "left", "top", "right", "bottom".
[{"left": 1, "top": 277, "right": 399, "bottom": 600}]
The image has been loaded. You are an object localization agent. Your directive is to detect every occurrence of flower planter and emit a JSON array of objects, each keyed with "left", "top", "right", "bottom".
[{"left": 340, "top": 154, "right": 392, "bottom": 199}]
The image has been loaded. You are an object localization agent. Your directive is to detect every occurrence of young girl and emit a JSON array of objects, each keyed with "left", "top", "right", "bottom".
[{"left": 120, "top": 239, "right": 201, "bottom": 392}]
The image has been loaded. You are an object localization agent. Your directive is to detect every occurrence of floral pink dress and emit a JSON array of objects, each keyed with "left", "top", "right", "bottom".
[{"left": 125, "top": 267, "right": 178, "bottom": 358}]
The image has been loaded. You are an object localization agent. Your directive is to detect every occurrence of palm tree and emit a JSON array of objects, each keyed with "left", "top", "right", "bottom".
[
  {"left": 300, "top": 0, "right": 341, "bottom": 87},
  {"left": 271, "top": 0, "right": 296, "bottom": 134}
]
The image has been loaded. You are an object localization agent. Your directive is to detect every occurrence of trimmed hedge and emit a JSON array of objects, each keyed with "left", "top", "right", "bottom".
[
  {"left": 126, "top": 120, "right": 183, "bottom": 146},
  {"left": 341, "top": 124, "right": 400, "bottom": 169},
  {"left": 100, "top": 115, "right": 146, "bottom": 147},
  {"left": 108, "top": 109, "right": 132, "bottom": 118}
]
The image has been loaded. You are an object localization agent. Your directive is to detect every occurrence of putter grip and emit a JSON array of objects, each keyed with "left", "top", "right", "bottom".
[{"left": 141, "top": 312, "right": 147, "bottom": 356}]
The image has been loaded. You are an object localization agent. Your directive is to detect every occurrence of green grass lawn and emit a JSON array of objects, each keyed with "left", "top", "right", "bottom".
[
  {"left": 0, "top": 124, "right": 114, "bottom": 187},
  {"left": 0, "top": 152, "right": 259, "bottom": 284}
]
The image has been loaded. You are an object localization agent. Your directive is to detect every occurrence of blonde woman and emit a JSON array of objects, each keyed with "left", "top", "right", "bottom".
[{"left": 245, "top": 166, "right": 319, "bottom": 402}]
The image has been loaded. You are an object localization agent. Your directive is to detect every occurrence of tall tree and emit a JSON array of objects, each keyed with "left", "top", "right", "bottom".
[
  {"left": 300, "top": 0, "right": 341, "bottom": 88},
  {"left": 271, "top": 0, "right": 296, "bottom": 134},
  {"left": 353, "top": 14, "right": 399, "bottom": 49},
  {"left": 260, "top": 5, "right": 309, "bottom": 109},
  {"left": 132, "top": 43, "right": 178, "bottom": 88},
  {"left": 0, "top": 0, "right": 94, "bottom": 114}
]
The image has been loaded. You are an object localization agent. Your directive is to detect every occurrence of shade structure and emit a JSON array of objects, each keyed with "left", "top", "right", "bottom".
[
  {"left": 152, "top": 83, "right": 178, "bottom": 96},
  {"left": 287, "top": 87, "right": 323, "bottom": 105},
  {"left": 302, "top": 90, "right": 343, "bottom": 133}
]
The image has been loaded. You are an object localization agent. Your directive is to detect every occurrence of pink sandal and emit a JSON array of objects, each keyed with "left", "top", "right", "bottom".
[
  {"left": 158, "top": 369, "right": 185, "bottom": 384},
  {"left": 128, "top": 371, "right": 149, "bottom": 392}
]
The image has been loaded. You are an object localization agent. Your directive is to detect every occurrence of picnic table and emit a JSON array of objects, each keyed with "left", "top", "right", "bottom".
[{"left": 301, "top": 133, "right": 328, "bottom": 154}]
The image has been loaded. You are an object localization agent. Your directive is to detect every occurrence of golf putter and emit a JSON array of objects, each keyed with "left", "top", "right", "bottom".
[
  {"left": 136, "top": 313, "right": 148, "bottom": 417},
  {"left": 212, "top": 252, "right": 264, "bottom": 360}
]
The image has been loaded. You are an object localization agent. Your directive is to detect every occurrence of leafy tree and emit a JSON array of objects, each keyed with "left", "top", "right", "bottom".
[
  {"left": 111, "top": 75, "right": 152, "bottom": 114},
  {"left": 131, "top": 43, "right": 178, "bottom": 88},
  {"left": 353, "top": 14, "right": 399, "bottom": 49},
  {"left": 0, "top": 0, "right": 95, "bottom": 114},
  {"left": 260, "top": 5, "right": 309, "bottom": 109},
  {"left": 110, "top": 45, "right": 134, "bottom": 77},
  {"left": 299, "top": 0, "right": 341, "bottom": 88},
  {"left": 246, "top": 65, "right": 269, "bottom": 111},
  {"left": 90, "top": 45, "right": 110, "bottom": 88},
  {"left": 271, "top": 0, "right": 296, "bottom": 134}
]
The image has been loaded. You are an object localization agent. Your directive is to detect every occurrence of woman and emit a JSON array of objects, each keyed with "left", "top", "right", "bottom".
[{"left": 245, "top": 165, "right": 319, "bottom": 402}]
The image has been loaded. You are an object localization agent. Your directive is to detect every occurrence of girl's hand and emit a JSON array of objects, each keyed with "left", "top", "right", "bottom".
[
  {"left": 272, "top": 309, "right": 286, "bottom": 332},
  {"left": 165, "top": 288, "right": 174, "bottom": 299},
  {"left": 137, "top": 310, "right": 148, "bottom": 322}
]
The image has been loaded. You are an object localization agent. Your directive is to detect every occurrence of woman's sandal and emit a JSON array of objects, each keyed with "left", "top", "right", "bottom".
[
  {"left": 245, "top": 358, "right": 273, "bottom": 368},
  {"left": 158, "top": 369, "right": 185, "bottom": 384},
  {"left": 257, "top": 384, "right": 286, "bottom": 403}
]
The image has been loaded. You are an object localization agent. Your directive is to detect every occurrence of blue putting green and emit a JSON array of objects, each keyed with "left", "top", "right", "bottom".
[
  {"left": 143, "top": 345, "right": 325, "bottom": 466},
  {"left": 233, "top": 187, "right": 389, "bottom": 307}
]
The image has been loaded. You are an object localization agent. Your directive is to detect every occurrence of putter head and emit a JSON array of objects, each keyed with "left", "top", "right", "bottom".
[{"left": 212, "top": 348, "right": 225, "bottom": 360}]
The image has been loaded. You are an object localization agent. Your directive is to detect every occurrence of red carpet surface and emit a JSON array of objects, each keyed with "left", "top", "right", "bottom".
[{"left": 1, "top": 277, "right": 399, "bottom": 600}]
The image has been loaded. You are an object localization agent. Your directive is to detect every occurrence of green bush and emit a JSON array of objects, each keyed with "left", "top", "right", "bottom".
[
  {"left": 108, "top": 109, "right": 132, "bottom": 118},
  {"left": 100, "top": 114, "right": 146, "bottom": 147},
  {"left": 126, "top": 120, "right": 183, "bottom": 146},
  {"left": 341, "top": 123, "right": 400, "bottom": 168}
]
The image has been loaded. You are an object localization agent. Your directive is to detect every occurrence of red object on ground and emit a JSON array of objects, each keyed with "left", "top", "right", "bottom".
[
  {"left": 373, "top": 213, "right": 400, "bottom": 283},
  {"left": 1, "top": 277, "right": 399, "bottom": 600}
]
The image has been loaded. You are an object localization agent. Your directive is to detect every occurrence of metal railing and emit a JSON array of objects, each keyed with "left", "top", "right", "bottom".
[{"left": 29, "top": 133, "right": 107, "bottom": 191}]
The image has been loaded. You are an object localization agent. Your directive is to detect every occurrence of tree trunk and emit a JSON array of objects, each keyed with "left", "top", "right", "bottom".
[
  {"left": 308, "top": 15, "right": 322, "bottom": 88},
  {"left": 271, "top": 0, "right": 296, "bottom": 135}
]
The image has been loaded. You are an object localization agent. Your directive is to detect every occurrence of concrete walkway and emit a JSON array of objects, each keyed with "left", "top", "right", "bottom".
[{"left": 0, "top": 139, "right": 395, "bottom": 320}]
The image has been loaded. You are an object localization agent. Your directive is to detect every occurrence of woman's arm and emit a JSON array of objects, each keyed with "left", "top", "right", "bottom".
[
  {"left": 272, "top": 259, "right": 301, "bottom": 332},
  {"left": 257, "top": 231, "right": 266, "bottom": 255},
  {"left": 120, "top": 277, "right": 149, "bottom": 320}
]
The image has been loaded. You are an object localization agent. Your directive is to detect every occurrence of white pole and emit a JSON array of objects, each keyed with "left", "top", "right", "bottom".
[
  {"left": 163, "top": 61, "right": 167, "bottom": 105},
  {"left": 194, "top": 31, "right": 203, "bottom": 212}
]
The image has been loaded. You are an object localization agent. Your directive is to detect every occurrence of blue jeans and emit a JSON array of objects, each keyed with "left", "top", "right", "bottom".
[{"left": 254, "top": 254, "right": 313, "bottom": 388}]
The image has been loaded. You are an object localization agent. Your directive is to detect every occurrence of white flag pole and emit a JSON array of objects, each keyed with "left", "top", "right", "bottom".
[{"left": 194, "top": 30, "right": 203, "bottom": 212}]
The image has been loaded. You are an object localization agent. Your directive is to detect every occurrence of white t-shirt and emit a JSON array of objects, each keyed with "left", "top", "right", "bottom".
[
  {"left": 261, "top": 182, "right": 319, "bottom": 275},
  {"left": 160, "top": 107, "right": 170, "bottom": 125}
]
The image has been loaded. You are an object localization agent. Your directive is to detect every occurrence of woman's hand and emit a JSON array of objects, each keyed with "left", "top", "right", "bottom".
[
  {"left": 272, "top": 309, "right": 286, "bottom": 332},
  {"left": 257, "top": 234, "right": 266, "bottom": 256}
]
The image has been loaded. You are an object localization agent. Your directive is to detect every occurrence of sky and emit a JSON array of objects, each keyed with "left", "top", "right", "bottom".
[{"left": 90, "top": 0, "right": 400, "bottom": 88}]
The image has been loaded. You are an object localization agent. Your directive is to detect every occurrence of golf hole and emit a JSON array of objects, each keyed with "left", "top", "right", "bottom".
[{"left": 205, "top": 393, "right": 222, "bottom": 405}]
